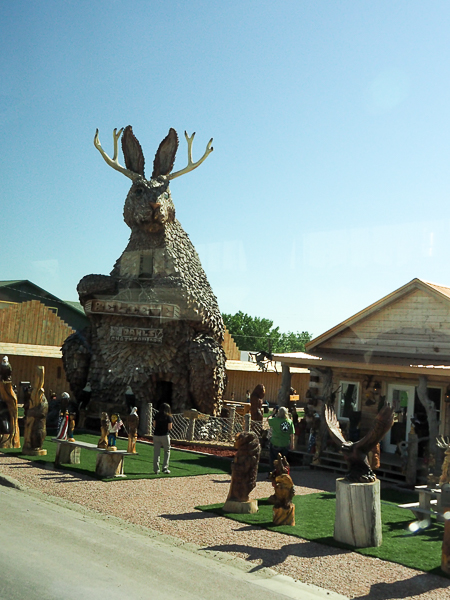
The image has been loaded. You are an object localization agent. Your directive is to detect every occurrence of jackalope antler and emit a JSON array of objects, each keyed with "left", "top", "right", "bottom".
[
  {"left": 437, "top": 435, "right": 450, "bottom": 450},
  {"left": 94, "top": 128, "right": 213, "bottom": 181},
  {"left": 168, "top": 131, "right": 213, "bottom": 180},
  {"left": 94, "top": 128, "right": 140, "bottom": 181}
]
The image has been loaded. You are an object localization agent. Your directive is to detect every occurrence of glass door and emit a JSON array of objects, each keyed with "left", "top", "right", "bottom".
[{"left": 382, "top": 384, "right": 415, "bottom": 453}]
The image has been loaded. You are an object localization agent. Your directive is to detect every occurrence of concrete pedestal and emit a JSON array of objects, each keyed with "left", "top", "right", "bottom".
[
  {"left": 334, "top": 478, "right": 382, "bottom": 548},
  {"left": 55, "top": 443, "right": 81, "bottom": 466},
  {"left": 223, "top": 499, "right": 258, "bottom": 514},
  {"left": 95, "top": 452, "right": 125, "bottom": 478}
]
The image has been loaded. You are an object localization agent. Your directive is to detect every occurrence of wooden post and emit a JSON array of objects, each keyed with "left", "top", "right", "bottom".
[
  {"left": 334, "top": 478, "right": 382, "bottom": 547},
  {"left": 244, "top": 413, "right": 251, "bottom": 432},
  {"left": 229, "top": 407, "right": 236, "bottom": 442},
  {"left": 0, "top": 380, "right": 20, "bottom": 449},
  {"left": 277, "top": 365, "right": 291, "bottom": 408},
  {"left": 405, "top": 433, "right": 418, "bottom": 487}
]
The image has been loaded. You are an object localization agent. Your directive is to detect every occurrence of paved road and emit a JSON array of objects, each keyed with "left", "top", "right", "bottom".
[{"left": 0, "top": 483, "right": 347, "bottom": 600}]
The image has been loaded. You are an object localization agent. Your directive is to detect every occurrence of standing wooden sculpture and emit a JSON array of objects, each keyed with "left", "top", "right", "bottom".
[
  {"left": 23, "top": 366, "right": 48, "bottom": 456},
  {"left": 126, "top": 407, "right": 139, "bottom": 453},
  {"left": 62, "top": 126, "right": 227, "bottom": 424},
  {"left": 437, "top": 436, "right": 450, "bottom": 485},
  {"left": 223, "top": 431, "right": 261, "bottom": 514},
  {"left": 268, "top": 453, "right": 290, "bottom": 504},
  {"left": 0, "top": 356, "right": 20, "bottom": 449},
  {"left": 272, "top": 474, "right": 295, "bottom": 526},
  {"left": 97, "top": 412, "right": 110, "bottom": 449}
]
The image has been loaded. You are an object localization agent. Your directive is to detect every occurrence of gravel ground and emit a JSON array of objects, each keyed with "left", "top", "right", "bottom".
[{"left": 1, "top": 451, "right": 449, "bottom": 599}]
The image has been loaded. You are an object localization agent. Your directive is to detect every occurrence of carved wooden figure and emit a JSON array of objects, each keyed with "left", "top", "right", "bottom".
[
  {"left": 97, "top": 412, "right": 110, "bottom": 449},
  {"left": 272, "top": 474, "right": 295, "bottom": 526},
  {"left": 437, "top": 436, "right": 450, "bottom": 485},
  {"left": 268, "top": 453, "right": 290, "bottom": 504},
  {"left": 223, "top": 431, "right": 261, "bottom": 514},
  {"left": 325, "top": 404, "right": 394, "bottom": 482},
  {"left": 62, "top": 126, "right": 227, "bottom": 423},
  {"left": 0, "top": 356, "right": 20, "bottom": 449},
  {"left": 23, "top": 366, "right": 48, "bottom": 456},
  {"left": 126, "top": 407, "right": 139, "bottom": 453}
]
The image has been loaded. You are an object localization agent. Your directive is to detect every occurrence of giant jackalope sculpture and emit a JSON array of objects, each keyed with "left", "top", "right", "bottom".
[{"left": 63, "top": 126, "right": 227, "bottom": 422}]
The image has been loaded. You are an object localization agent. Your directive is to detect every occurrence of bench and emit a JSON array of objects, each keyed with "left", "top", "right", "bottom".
[
  {"left": 398, "top": 485, "right": 445, "bottom": 525},
  {"left": 51, "top": 438, "right": 137, "bottom": 478}
]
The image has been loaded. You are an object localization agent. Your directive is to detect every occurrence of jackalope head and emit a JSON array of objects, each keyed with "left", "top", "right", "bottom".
[{"left": 94, "top": 126, "right": 213, "bottom": 235}]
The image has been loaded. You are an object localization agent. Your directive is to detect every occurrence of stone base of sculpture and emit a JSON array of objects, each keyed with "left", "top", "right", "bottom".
[
  {"left": 24, "top": 448, "right": 47, "bottom": 456},
  {"left": 223, "top": 499, "right": 258, "bottom": 514},
  {"left": 334, "top": 478, "right": 382, "bottom": 547}
]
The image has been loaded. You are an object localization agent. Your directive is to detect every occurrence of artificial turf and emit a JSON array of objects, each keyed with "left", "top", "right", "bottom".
[
  {"left": 0, "top": 433, "right": 235, "bottom": 481},
  {"left": 196, "top": 489, "right": 448, "bottom": 577}
]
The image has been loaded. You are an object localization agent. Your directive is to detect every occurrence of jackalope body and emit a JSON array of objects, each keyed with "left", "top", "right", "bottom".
[{"left": 62, "top": 126, "right": 227, "bottom": 422}]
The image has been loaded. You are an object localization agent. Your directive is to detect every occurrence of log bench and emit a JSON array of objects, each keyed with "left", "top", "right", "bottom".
[
  {"left": 398, "top": 485, "right": 445, "bottom": 526},
  {"left": 51, "top": 439, "right": 137, "bottom": 478}
]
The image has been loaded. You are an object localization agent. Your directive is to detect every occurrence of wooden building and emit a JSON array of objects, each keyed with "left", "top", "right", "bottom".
[
  {"left": 274, "top": 278, "right": 450, "bottom": 458},
  {"left": 0, "top": 299, "right": 76, "bottom": 396}
]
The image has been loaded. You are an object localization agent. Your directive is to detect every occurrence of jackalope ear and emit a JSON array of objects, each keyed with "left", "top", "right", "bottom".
[
  {"left": 121, "top": 126, "right": 145, "bottom": 177},
  {"left": 152, "top": 128, "right": 179, "bottom": 178}
]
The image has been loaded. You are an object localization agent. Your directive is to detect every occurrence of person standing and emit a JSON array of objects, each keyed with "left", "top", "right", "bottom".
[
  {"left": 152, "top": 403, "right": 173, "bottom": 474},
  {"left": 268, "top": 406, "right": 295, "bottom": 469}
]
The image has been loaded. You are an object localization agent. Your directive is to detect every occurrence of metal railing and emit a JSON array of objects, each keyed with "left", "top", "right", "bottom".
[{"left": 147, "top": 404, "right": 269, "bottom": 444}]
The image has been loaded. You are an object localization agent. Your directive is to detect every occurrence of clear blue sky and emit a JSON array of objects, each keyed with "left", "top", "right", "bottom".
[{"left": 1, "top": 1, "right": 450, "bottom": 340}]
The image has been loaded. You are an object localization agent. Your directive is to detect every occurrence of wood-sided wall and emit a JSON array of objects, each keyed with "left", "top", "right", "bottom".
[
  {"left": 5, "top": 355, "right": 71, "bottom": 400},
  {"left": 225, "top": 368, "right": 309, "bottom": 404},
  {"left": 0, "top": 300, "right": 74, "bottom": 345},
  {"left": 222, "top": 328, "right": 240, "bottom": 360}
]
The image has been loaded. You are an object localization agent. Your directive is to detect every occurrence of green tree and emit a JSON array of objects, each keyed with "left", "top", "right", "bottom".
[{"left": 222, "top": 311, "right": 312, "bottom": 353}]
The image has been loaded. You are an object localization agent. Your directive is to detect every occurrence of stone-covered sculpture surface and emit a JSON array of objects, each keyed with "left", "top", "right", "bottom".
[
  {"left": 325, "top": 404, "right": 394, "bottom": 483},
  {"left": 23, "top": 366, "right": 48, "bottom": 456},
  {"left": 62, "top": 126, "right": 227, "bottom": 423},
  {"left": 224, "top": 431, "right": 261, "bottom": 512}
]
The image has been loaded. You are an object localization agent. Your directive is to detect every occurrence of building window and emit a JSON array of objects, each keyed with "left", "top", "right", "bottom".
[{"left": 338, "top": 381, "right": 360, "bottom": 418}]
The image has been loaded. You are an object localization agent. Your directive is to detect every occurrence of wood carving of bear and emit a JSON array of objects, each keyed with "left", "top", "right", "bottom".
[{"left": 226, "top": 431, "right": 261, "bottom": 503}]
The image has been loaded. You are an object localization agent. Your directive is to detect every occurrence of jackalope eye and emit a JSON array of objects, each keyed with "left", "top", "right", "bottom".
[{"left": 135, "top": 187, "right": 144, "bottom": 196}]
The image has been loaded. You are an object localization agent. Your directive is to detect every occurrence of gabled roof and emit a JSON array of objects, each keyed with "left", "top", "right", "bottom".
[
  {"left": 305, "top": 278, "right": 450, "bottom": 352},
  {"left": 0, "top": 280, "right": 88, "bottom": 331}
]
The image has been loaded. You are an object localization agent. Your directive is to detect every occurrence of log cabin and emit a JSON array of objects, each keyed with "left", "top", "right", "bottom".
[{"left": 273, "top": 278, "right": 450, "bottom": 483}]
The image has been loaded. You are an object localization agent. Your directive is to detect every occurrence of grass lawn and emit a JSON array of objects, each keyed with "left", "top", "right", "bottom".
[
  {"left": 196, "top": 489, "right": 448, "bottom": 577},
  {"left": 0, "top": 433, "right": 236, "bottom": 481}
]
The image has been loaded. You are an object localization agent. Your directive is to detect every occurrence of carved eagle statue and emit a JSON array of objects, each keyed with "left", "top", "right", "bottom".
[
  {"left": 324, "top": 404, "right": 394, "bottom": 483},
  {"left": 0, "top": 356, "right": 12, "bottom": 382}
]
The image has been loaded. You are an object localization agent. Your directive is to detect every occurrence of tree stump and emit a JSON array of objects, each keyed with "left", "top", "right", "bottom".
[
  {"left": 0, "top": 380, "right": 20, "bottom": 449},
  {"left": 95, "top": 452, "right": 125, "bottom": 478},
  {"left": 334, "top": 478, "right": 382, "bottom": 547},
  {"left": 55, "top": 443, "right": 81, "bottom": 466}
]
